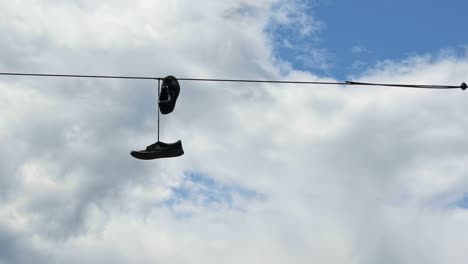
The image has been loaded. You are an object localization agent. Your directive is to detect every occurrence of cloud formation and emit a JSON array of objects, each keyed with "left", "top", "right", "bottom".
[
  {"left": 1, "top": 1, "right": 468, "bottom": 264},
  {"left": 351, "top": 45, "right": 372, "bottom": 54}
]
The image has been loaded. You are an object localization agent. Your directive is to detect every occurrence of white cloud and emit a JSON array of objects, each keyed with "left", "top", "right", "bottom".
[
  {"left": 1, "top": 1, "right": 468, "bottom": 264},
  {"left": 351, "top": 45, "right": 372, "bottom": 54}
]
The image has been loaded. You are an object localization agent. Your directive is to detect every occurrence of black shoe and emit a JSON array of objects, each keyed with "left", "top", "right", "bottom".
[
  {"left": 131, "top": 140, "right": 184, "bottom": 160},
  {"left": 159, "top": 76, "right": 180, "bottom": 115}
]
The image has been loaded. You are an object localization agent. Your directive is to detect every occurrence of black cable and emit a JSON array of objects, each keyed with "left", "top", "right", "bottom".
[
  {"left": 0, "top": 72, "right": 465, "bottom": 90},
  {"left": 345, "top": 81, "right": 464, "bottom": 90},
  {"left": 157, "top": 79, "right": 160, "bottom": 142},
  {"left": 0, "top": 72, "right": 156, "bottom": 80},
  {"left": 0, "top": 72, "right": 347, "bottom": 84},
  {"left": 178, "top": 77, "right": 347, "bottom": 86}
]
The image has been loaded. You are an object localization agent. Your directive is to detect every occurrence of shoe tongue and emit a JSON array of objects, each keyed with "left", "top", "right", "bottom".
[
  {"left": 146, "top": 141, "right": 162, "bottom": 151},
  {"left": 159, "top": 85, "right": 170, "bottom": 102}
]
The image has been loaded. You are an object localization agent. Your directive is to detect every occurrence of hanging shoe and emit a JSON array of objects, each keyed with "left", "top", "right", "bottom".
[
  {"left": 131, "top": 140, "right": 184, "bottom": 160},
  {"left": 159, "top": 75, "right": 180, "bottom": 115}
]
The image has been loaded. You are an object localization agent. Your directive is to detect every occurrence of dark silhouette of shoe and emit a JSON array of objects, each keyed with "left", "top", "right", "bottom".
[
  {"left": 131, "top": 140, "right": 184, "bottom": 160},
  {"left": 159, "top": 76, "right": 180, "bottom": 115}
]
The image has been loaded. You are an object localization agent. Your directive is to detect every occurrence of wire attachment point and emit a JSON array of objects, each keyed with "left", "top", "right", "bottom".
[{"left": 461, "top": 82, "right": 467, "bottom": 91}]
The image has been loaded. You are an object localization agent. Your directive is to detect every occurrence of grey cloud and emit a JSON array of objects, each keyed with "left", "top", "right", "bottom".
[
  {"left": 0, "top": 0, "right": 287, "bottom": 249},
  {"left": 0, "top": 225, "right": 47, "bottom": 264},
  {"left": 223, "top": 4, "right": 261, "bottom": 20}
]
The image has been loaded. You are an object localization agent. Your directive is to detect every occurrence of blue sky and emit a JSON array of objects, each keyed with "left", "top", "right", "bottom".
[
  {"left": 165, "top": 171, "right": 262, "bottom": 213},
  {"left": 273, "top": 0, "right": 468, "bottom": 79}
]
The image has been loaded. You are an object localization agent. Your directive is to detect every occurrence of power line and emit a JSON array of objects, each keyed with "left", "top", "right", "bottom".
[
  {"left": 345, "top": 81, "right": 466, "bottom": 90},
  {"left": 0, "top": 72, "right": 155, "bottom": 80},
  {"left": 0, "top": 72, "right": 466, "bottom": 90},
  {"left": 0, "top": 72, "right": 348, "bottom": 85}
]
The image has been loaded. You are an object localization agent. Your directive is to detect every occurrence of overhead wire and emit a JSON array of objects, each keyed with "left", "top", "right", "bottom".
[{"left": 0, "top": 72, "right": 466, "bottom": 90}]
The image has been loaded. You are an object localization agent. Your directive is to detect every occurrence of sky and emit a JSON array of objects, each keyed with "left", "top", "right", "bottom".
[
  {"left": 0, "top": 0, "right": 468, "bottom": 263},
  {"left": 272, "top": 0, "right": 468, "bottom": 79}
]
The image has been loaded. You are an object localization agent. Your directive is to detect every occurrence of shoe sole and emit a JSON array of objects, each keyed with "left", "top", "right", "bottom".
[
  {"left": 130, "top": 148, "right": 184, "bottom": 160},
  {"left": 159, "top": 77, "right": 180, "bottom": 115}
]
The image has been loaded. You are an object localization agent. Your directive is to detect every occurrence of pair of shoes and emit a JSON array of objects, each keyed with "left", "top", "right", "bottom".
[
  {"left": 131, "top": 140, "right": 184, "bottom": 160},
  {"left": 159, "top": 76, "right": 180, "bottom": 115},
  {"left": 131, "top": 76, "right": 184, "bottom": 160}
]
